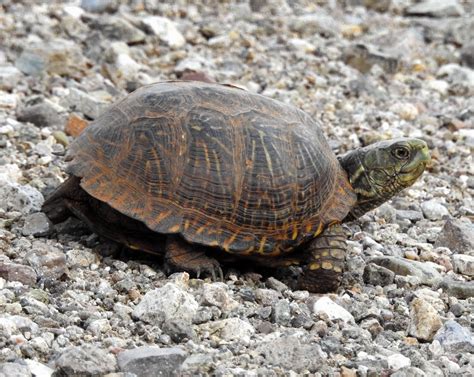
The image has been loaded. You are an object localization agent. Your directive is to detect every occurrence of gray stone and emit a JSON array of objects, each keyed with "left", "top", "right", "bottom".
[
  {"left": 80, "top": 0, "right": 116, "bottom": 13},
  {"left": 26, "top": 241, "right": 67, "bottom": 280},
  {"left": 0, "top": 66, "right": 22, "bottom": 91},
  {"left": 16, "top": 39, "right": 86, "bottom": 77},
  {"left": 387, "top": 353, "right": 411, "bottom": 371},
  {"left": 22, "top": 213, "right": 52, "bottom": 237},
  {"left": 0, "top": 262, "right": 37, "bottom": 286},
  {"left": 132, "top": 283, "right": 198, "bottom": 325},
  {"left": 461, "top": 42, "right": 474, "bottom": 68},
  {"left": 396, "top": 210, "right": 424, "bottom": 222},
  {"left": 405, "top": 0, "right": 464, "bottom": 18},
  {"left": 437, "top": 278, "right": 474, "bottom": 299},
  {"left": 61, "top": 88, "right": 110, "bottom": 120},
  {"left": 91, "top": 17, "right": 146, "bottom": 44},
  {"left": 117, "top": 347, "right": 187, "bottom": 377},
  {"left": 17, "top": 102, "right": 62, "bottom": 128},
  {"left": 271, "top": 299, "right": 291, "bottom": 326},
  {"left": 370, "top": 256, "right": 442, "bottom": 286},
  {"left": 201, "top": 282, "right": 238, "bottom": 312},
  {"left": 343, "top": 43, "right": 400, "bottom": 74},
  {"left": 0, "top": 362, "right": 31, "bottom": 377},
  {"left": 265, "top": 277, "right": 288, "bottom": 292},
  {"left": 141, "top": 16, "right": 185, "bottom": 48},
  {"left": 434, "top": 320, "right": 474, "bottom": 353},
  {"left": 452, "top": 254, "right": 474, "bottom": 276},
  {"left": 255, "top": 335, "right": 325, "bottom": 372},
  {"left": 420, "top": 199, "right": 449, "bottom": 220},
  {"left": 391, "top": 367, "right": 426, "bottom": 377},
  {"left": 0, "top": 180, "right": 44, "bottom": 215},
  {"left": 289, "top": 13, "right": 340, "bottom": 37},
  {"left": 408, "top": 298, "right": 442, "bottom": 341},
  {"left": 24, "top": 360, "right": 54, "bottom": 377},
  {"left": 162, "top": 319, "right": 195, "bottom": 343},
  {"left": 437, "top": 63, "right": 474, "bottom": 88},
  {"left": 363, "top": 263, "right": 395, "bottom": 286},
  {"left": 435, "top": 218, "right": 474, "bottom": 255},
  {"left": 200, "top": 318, "right": 255, "bottom": 343},
  {"left": 54, "top": 345, "right": 117, "bottom": 376},
  {"left": 311, "top": 296, "right": 354, "bottom": 323}
]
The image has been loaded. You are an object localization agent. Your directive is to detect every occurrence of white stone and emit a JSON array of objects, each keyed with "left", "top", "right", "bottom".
[
  {"left": 142, "top": 16, "right": 185, "bottom": 48},
  {"left": 421, "top": 199, "right": 450, "bottom": 220},
  {"left": 0, "top": 179, "right": 44, "bottom": 215},
  {"left": 201, "top": 318, "right": 255, "bottom": 343},
  {"left": 311, "top": 297, "right": 354, "bottom": 323},
  {"left": 390, "top": 102, "right": 419, "bottom": 121},
  {"left": 427, "top": 79, "right": 449, "bottom": 95},
  {"left": 387, "top": 353, "right": 411, "bottom": 371},
  {"left": 0, "top": 92, "right": 18, "bottom": 108},
  {"left": 132, "top": 283, "right": 198, "bottom": 325},
  {"left": 24, "top": 359, "right": 54, "bottom": 377},
  {"left": 452, "top": 254, "right": 474, "bottom": 276}
]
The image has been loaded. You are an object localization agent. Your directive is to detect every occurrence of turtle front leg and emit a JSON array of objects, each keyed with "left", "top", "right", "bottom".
[
  {"left": 298, "top": 224, "right": 347, "bottom": 293},
  {"left": 165, "top": 235, "right": 224, "bottom": 280}
]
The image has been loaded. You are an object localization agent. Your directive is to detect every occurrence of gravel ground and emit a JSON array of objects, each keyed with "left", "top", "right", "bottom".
[{"left": 0, "top": 0, "right": 473, "bottom": 376}]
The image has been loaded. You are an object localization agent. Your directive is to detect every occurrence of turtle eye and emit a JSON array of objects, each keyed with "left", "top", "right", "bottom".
[{"left": 392, "top": 146, "right": 410, "bottom": 160}]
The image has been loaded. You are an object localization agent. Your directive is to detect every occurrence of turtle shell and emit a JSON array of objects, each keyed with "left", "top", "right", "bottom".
[{"left": 66, "top": 81, "right": 356, "bottom": 255}]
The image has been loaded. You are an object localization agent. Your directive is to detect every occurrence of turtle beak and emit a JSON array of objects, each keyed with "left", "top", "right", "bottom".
[{"left": 400, "top": 140, "right": 430, "bottom": 183}]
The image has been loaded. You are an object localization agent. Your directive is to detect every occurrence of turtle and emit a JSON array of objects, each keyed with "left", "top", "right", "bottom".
[{"left": 42, "top": 81, "right": 430, "bottom": 293}]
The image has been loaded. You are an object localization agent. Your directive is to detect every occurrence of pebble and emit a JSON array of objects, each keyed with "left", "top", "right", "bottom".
[
  {"left": 437, "top": 278, "right": 474, "bottom": 299},
  {"left": 200, "top": 318, "right": 255, "bottom": 343},
  {"left": 25, "top": 242, "right": 67, "bottom": 280},
  {"left": 0, "top": 65, "right": 23, "bottom": 91},
  {"left": 405, "top": 0, "right": 465, "bottom": 18},
  {"left": 22, "top": 213, "right": 52, "bottom": 237},
  {"left": 420, "top": 199, "right": 449, "bottom": 220},
  {"left": 117, "top": 346, "right": 187, "bottom": 376},
  {"left": 54, "top": 345, "right": 117, "bottom": 376},
  {"left": 0, "top": 262, "right": 37, "bottom": 286},
  {"left": 311, "top": 296, "right": 354, "bottom": 323},
  {"left": 132, "top": 283, "right": 198, "bottom": 325},
  {"left": 363, "top": 263, "right": 395, "bottom": 286},
  {"left": 387, "top": 353, "right": 411, "bottom": 371},
  {"left": 201, "top": 282, "right": 238, "bottom": 312},
  {"left": 452, "top": 254, "right": 474, "bottom": 276},
  {"left": 141, "top": 16, "right": 186, "bottom": 49},
  {"left": 435, "top": 218, "right": 474, "bottom": 255},
  {"left": 60, "top": 88, "right": 110, "bottom": 120},
  {"left": 91, "top": 16, "right": 146, "bottom": 44},
  {"left": 408, "top": 298, "right": 442, "bottom": 341},
  {"left": 0, "top": 180, "right": 44, "bottom": 215},
  {"left": 434, "top": 320, "right": 474, "bottom": 353},
  {"left": 17, "top": 102, "right": 63, "bottom": 128},
  {"left": 80, "top": 0, "right": 115, "bottom": 13},
  {"left": 461, "top": 42, "right": 474, "bottom": 68}
]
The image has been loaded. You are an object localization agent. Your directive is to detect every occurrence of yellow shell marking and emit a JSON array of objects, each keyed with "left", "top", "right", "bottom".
[
  {"left": 309, "top": 263, "right": 321, "bottom": 270},
  {"left": 321, "top": 261, "right": 333, "bottom": 270}
]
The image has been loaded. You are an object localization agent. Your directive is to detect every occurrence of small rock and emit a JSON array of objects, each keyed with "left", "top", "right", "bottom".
[
  {"left": 396, "top": 210, "right": 424, "bottom": 222},
  {"left": 289, "top": 13, "right": 340, "bottom": 37},
  {"left": 461, "top": 42, "right": 474, "bottom": 68},
  {"left": 162, "top": 319, "right": 195, "bottom": 343},
  {"left": 438, "top": 278, "right": 474, "bottom": 299},
  {"left": 65, "top": 113, "right": 89, "bottom": 137},
  {"left": 16, "top": 39, "right": 86, "bottom": 77},
  {"left": 405, "top": 0, "right": 465, "bottom": 18},
  {"left": 22, "top": 213, "right": 52, "bottom": 237},
  {"left": 117, "top": 347, "right": 187, "bottom": 377},
  {"left": 391, "top": 367, "right": 426, "bottom": 377},
  {"left": 0, "top": 262, "right": 37, "bottom": 286},
  {"left": 132, "top": 283, "right": 198, "bottom": 325},
  {"left": 255, "top": 334, "right": 325, "bottom": 372},
  {"left": 271, "top": 299, "right": 291, "bottom": 326},
  {"left": 370, "top": 256, "right": 442, "bottom": 286},
  {"left": 434, "top": 320, "right": 474, "bottom": 353},
  {"left": 201, "top": 282, "right": 238, "bottom": 312},
  {"left": 265, "top": 277, "right": 288, "bottom": 292},
  {"left": 0, "top": 66, "right": 22, "bottom": 91},
  {"left": 390, "top": 103, "right": 419, "bottom": 121},
  {"left": 452, "top": 254, "right": 474, "bottom": 276},
  {"left": 387, "top": 353, "right": 411, "bottom": 371},
  {"left": 343, "top": 43, "right": 399, "bottom": 74},
  {"left": 0, "top": 92, "right": 17, "bottom": 109},
  {"left": 311, "top": 297, "right": 354, "bottom": 323},
  {"left": 435, "top": 218, "right": 474, "bottom": 255},
  {"left": 80, "top": 0, "right": 116, "bottom": 13},
  {"left": 17, "top": 102, "right": 62, "bottom": 128},
  {"left": 0, "top": 180, "right": 44, "bottom": 215},
  {"left": 0, "top": 362, "right": 31, "bottom": 377},
  {"left": 437, "top": 63, "right": 474, "bottom": 88},
  {"left": 201, "top": 318, "right": 255, "bottom": 343},
  {"left": 363, "top": 263, "right": 395, "bottom": 286},
  {"left": 61, "top": 88, "right": 110, "bottom": 120},
  {"left": 91, "top": 17, "right": 146, "bottom": 44},
  {"left": 408, "top": 298, "right": 442, "bottom": 341},
  {"left": 420, "top": 200, "right": 449, "bottom": 220},
  {"left": 25, "top": 241, "right": 67, "bottom": 280},
  {"left": 141, "top": 16, "right": 186, "bottom": 49},
  {"left": 54, "top": 345, "right": 117, "bottom": 376},
  {"left": 24, "top": 359, "right": 54, "bottom": 377}
]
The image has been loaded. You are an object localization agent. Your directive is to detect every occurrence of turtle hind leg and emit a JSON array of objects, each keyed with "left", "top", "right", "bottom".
[
  {"left": 165, "top": 235, "right": 223, "bottom": 280},
  {"left": 42, "top": 176, "right": 82, "bottom": 223},
  {"left": 297, "top": 224, "right": 347, "bottom": 293}
]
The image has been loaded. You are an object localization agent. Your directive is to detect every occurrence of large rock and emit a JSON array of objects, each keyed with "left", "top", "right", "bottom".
[
  {"left": 255, "top": 334, "right": 325, "bottom": 373},
  {"left": 0, "top": 180, "right": 44, "bottom": 215},
  {"left": 17, "top": 102, "right": 63, "bottom": 128},
  {"left": 435, "top": 218, "right": 474, "bottom": 255},
  {"left": 22, "top": 213, "right": 52, "bottom": 237},
  {"left": 117, "top": 346, "right": 187, "bottom": 377},
  {"left": 0, "top": 362, "right": 31, "bottom": 377},
  {"left": 0, "top": 262, "right": 37, "bottom": 286},
  {"left": 54, "top": 345, "right": 117, "bottom": 376},
  {"left": 132, "top": 283, "right": 198, "bottom": 325},
  {"left": 408, "top": 298, "right": 442, "bottom": 341}
]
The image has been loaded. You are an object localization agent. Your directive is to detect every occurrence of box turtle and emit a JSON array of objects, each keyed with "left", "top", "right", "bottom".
[{"left": 43, "top": 81, "right": 430, "bottom": 293}]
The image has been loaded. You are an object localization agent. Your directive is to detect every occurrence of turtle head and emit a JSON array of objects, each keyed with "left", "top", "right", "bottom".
[{"left": 338, "top": 138, "right": 430, "bottom": 220}]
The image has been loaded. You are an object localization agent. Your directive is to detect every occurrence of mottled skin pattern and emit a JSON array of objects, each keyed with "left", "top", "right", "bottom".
[{"left": 43, "top": 81, "right": 430, "bottom": 293}]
